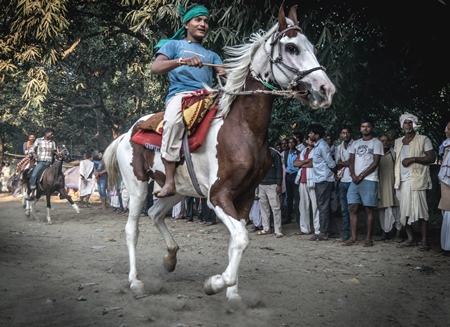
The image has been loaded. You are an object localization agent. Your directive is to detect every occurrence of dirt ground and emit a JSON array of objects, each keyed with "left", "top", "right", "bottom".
[{"left": 0, "top": 192, "right": 449, "bottom": 327}]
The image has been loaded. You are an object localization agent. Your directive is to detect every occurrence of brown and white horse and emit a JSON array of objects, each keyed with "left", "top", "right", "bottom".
[
  {"left": 104, "top": 4, "right": 335, "bottom": 302},
  {"left": 24, "top": 145, "right": 80, "bottom": 223}
]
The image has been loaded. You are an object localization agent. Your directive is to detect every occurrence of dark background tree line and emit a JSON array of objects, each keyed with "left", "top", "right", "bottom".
[{"left": 1, "top": 0, "right": 449, "bottom": 158}]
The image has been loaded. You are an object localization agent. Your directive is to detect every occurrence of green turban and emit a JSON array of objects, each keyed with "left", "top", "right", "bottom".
[{"left": 155, "top": 5, "right": 210, "bottom": 49}]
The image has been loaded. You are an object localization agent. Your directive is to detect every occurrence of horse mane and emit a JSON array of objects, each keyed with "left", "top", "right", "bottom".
[{"left": 217, "top": 22, "right": 283, "bottom": 117}]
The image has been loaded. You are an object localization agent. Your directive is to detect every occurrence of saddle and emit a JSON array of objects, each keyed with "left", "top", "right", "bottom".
[{"left": 131, "top": 90, "right": 218, "bottom": 152}]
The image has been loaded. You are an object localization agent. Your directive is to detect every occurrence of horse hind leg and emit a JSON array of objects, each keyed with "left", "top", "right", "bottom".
[
  {"left": 123, "top": 182, "right": 154, "bottom": 295},
  {"left": 148, "top": 194, "right": 184, "bottom": 272},
  {"left": 22, "top": 186, "right": 27, "bottom": 208},
  {"left": 203, "top": 205, "right": 249, "bottom": 302},
  {"left": 30, "top": 200, "right": 39, "bottom": 221}
]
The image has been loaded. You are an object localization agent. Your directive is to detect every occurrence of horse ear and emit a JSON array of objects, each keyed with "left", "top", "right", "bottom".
[
  {"left": 278, "top": 0, "right": 287, "bottom": 31},
  {"left": 288, "top": 5, "right": 298, "bottom": 26}
]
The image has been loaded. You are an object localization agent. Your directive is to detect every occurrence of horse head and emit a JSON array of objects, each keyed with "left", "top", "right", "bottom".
[
  {"left": 55, "top": 145, "right": 71, "bottom": 162},
  {"left": 249, "top": 3, "right": 335, "bottom": 109}
]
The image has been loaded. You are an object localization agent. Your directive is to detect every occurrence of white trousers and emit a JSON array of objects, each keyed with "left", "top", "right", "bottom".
[
  {"left": 258, "top": 184, "right": 282, "bottom": 234},
  {"left": 298, "top": 183, "right": 320, "bottom": 234},
  {"left": 161, "top": 93, "right": 187, "bottom": 162},
  {"left": 441, "top": 210, "right": 450, "bottom": 251}
]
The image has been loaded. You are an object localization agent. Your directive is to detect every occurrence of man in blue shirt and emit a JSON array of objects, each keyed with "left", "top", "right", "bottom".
[
  {"left": 308, "top": 124, "right": 338, "bottom": 241},
  {"left": 283, "top": 137, "right": 300, "bottom": 224},
  {"left": 151, "top": 4, "right": 224, "bottom": 198}
]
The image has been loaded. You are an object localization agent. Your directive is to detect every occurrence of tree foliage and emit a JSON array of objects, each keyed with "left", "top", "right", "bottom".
[{"left": 1, "top": 0, "right": 449, "bottom": 157}]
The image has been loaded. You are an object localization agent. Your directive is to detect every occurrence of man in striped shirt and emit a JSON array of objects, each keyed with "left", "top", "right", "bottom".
[{"left": 28, "top": 128, "right": 57, "bottom": 201}]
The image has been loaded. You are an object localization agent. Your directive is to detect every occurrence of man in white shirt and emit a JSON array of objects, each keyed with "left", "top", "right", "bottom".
[
  {"left": 343, "top": 118, "right": 383, "bottom": 247},
  {"left": 335, "top": 125, "right": 354, "bottom": 241}
]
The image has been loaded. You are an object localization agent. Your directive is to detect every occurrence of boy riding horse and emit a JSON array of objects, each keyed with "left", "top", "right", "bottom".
[{"left": 151, "top": 4, "right": 224, "bottom": 198}]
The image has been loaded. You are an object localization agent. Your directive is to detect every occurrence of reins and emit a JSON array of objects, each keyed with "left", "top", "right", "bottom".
[{"left": 216, "top": 25, "right": 325, "bottom": 97}]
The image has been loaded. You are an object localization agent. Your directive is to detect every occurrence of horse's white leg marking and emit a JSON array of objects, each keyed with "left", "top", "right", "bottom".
[
  {"left": 22, "top": 187, "right": 27, "bottom": 208},
  {"left": 149, "top": 194, "right": 184, "bottom": 272},
  {"left": 25, "top": 195, "right": 30, "bottom": 217},
  {"left": 31, "top": 200, "right": 39, "bottom": 221},
  {"left": 204, "top": 206, "right": 249, "bottom": 300},
  {"left": 72, "top": 203, "right": 80, "bottom": 214},
  {"left": 124, "top": 182, "right": 147, "bottom": 295},
  {"left": 46, "top": 207, "right": 52, "bottom": 224}
]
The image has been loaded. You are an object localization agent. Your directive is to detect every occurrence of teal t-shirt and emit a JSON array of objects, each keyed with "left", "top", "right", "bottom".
[{"left": 156, "top": 39, "right": 222, "bottom": 102}]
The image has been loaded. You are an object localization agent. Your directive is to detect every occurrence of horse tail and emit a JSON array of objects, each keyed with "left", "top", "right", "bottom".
[{"left": 104, "top": 134, "right": 125, "bottom": 190}]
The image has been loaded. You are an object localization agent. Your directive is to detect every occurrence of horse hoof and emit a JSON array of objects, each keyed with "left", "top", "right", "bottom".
[
  {"left": 130, "top": 280, "right": 145, "bottom": 295},
  {"left": 204, "top": 276, "right": 222, "bottom": 295},
  {"left": 163, "top": 257, "right": 177, "bottom": 272}
]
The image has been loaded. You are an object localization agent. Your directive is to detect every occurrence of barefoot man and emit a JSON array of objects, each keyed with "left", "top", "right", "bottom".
[{"left": 151, "top": 4, "right": 224, "bottom": 197}]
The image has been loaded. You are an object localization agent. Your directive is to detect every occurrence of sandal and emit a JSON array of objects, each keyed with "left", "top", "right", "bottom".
[
  {"left": 397, "top": 242, "right": 415, "bottom": 248},
  {"left": 342, "top": 239, "right": 359, "bottom": 246},
  {"left": 310, "top": 234, "right": 319, "bottom": 241},
  {"left": 257, "top": 230, "right": 271, "bottom": 235},
  {"left": 317, "top": 234, "right": 329, "bottom": 241},
  {"left": 363, "top": 239, "right": 373, "bottom": 247},
  {"left": 275, "top": 233, "right": 284, "bottom": 238},
  {"left": 418, "top": 245, "right": 430, "bottom": 252}
]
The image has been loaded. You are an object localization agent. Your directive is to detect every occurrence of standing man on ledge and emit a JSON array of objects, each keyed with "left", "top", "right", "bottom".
[{"left": 151, "top": 4, "right": 224, "bottom": 198}]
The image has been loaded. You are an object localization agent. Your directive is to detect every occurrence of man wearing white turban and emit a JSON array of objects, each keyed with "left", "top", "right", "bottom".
[{"left": 394, "top": 114, "right": 435, "bottom": 250}]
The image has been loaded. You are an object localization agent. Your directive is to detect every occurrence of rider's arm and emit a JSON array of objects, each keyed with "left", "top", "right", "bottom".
[
  {"left": 151, "top": 54, "right": 205, "bottom": 75},
  {"left": 151, "top": 54, "right": 181, "bottom": 75}
]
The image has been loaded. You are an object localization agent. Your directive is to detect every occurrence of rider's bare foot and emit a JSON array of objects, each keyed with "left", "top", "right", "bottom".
[{"left": 153, "top": 184, "right": 176, "bottom": 198}]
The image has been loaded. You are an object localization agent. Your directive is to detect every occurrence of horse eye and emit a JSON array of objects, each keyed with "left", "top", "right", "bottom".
[{"left": 285, "top": 44, "right": 300, "bottom": 55}]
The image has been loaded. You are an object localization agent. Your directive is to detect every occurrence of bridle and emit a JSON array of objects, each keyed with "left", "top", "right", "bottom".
[
  {"left": 262, "top": 25, "right": 326, "bottom": 91},
  {"left": 55, "top": 145, "right": 70, "bottom": 162}
]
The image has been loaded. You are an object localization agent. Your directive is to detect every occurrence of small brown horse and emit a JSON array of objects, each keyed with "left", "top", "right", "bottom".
[{"left": 24, "top": 145, "right": 80, "bottom": 223}]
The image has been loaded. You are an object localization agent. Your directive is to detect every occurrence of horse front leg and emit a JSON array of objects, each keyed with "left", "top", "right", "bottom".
[
  {"left": 24, "top": 186, "right": 31, "bottom": 216},
  {"left": 25, "top": 198, "right": 31, "bottom": 217},
  {"left": 46, "top": 193, "right": 53, "bottom": 224},
  {"left": 59, "top": 188, "right": 80, "bottom": 214},
  {"left": 204, "top": 205, "right": 249, "bottom": 302}
]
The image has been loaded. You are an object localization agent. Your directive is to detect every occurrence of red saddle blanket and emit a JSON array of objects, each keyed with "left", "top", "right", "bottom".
[
  {"left": 131, "top": 107, "right": 217, "bottom": 152},
  {"left": 131, "top": 90, "right": 218, "bottom": 152}
]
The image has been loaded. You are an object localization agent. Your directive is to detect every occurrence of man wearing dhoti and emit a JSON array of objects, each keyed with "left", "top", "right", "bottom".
[
  {"left": 394, "top": 114, "right": 435, "bottom": 250},
  {"left": 376, "top": 135, "right": 402, "bottom": 243}
]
